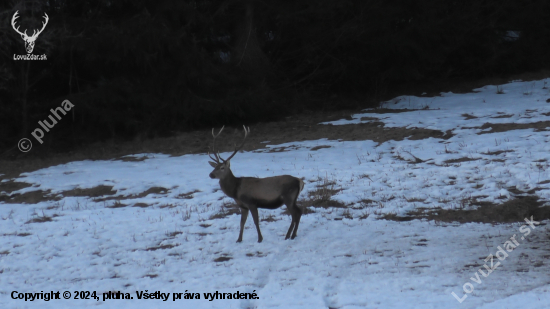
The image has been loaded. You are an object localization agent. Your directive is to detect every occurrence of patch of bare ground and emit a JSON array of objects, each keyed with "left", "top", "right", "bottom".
[
  {"left": 360, "top": 116, "right": 379, "bottom": 121},
  {"left": 2, "top": 189, "right": 61, "bottom": 204},
  {"left": 177, "top": 190, "right": 200, "bottom": 199},
  {"left": 246, "top": 251, "right": 266, "bottom": 257},
  {"left": 0, "top": 180, "right": 31, "bottom": 195},
  {"left": 214, "top": 254, "right": 232, "bottom": 262},
  {"left": 166, "top": 231, "right": 183, "bottom": 238},
  {"left": 444, "top": 157, "right": 481, "bottom": 164},
  {"left": 261, "top": 214, "right": 279, "bottom": 222},
  {"left": 383, "top": 196, "right": 550, "bottom": 224},
  {"left": 462, "top": 113, "right": 478, "bottom": 120},
  {"left": 310, "top": 145, "right": 331, "bottom": 151},
  {"left": 133, "top": 203, "right": 151, "bottom": 208},
  {"left": 106, "top": 201, "right": 127, "bottom": 208},
  {"left": 1, "top": 232, "right": 31, "bottom": 237},
  {"left": 490, "top": 113, "right": 514, "bottom": 119},
  {"left": 209, "top": 202, "right": 241, "bottom": 220},
  {"left": 478, "top": 121, "right": 550, "bottom": 134},
  {"left": 114, "top": 155, "right": 148, "bottom": 162},
  {"left": 298, "top": 177, "right": 346, "bottom": 209},
  {"left": 25, "top": 215, "right": 53, "bottom": 224},
  {"left": 482, "top": 150, "right": 513, "bottom": 156},
  {"left": 145, "top": 244, "right": 178, "bottom": 251},
  {"left": 62, "top": 185, "right": 116, "bottom": 198},
  {"left": 95, "top": 186, "right": 170, "bottom": 202}
]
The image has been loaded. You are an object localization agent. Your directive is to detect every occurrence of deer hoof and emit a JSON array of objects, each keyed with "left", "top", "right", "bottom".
[{"left": 236, "top": 239, "right": 242, "bottom": 243}]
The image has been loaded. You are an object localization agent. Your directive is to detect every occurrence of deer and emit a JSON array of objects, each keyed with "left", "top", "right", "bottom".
[
  {"left": 11, "top": 11, "right": 49, "bottom": 54},
  {"left": 208, "top": 125, "right": 305, "bottom": 243}
]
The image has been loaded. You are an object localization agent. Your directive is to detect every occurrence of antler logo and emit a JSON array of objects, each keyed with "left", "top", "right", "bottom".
[{"left": 11, "top": 11, "right": 49, "bottom": 54}]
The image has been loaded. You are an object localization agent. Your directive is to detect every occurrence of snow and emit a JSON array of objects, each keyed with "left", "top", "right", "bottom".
[{"left": 1, "top": 79, "right": 550, "bottom": 308}]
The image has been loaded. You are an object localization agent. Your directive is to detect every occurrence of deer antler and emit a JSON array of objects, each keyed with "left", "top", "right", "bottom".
[
  {"left": 30, "top": 12, "right": 49, "bottom": 39},
  {"left": 208, "top": 126, "right": 225, "bottom": 164},
  {"left": 11, "top": 11, "right": 26, "bottom": 37},
  {"left": 222, "top": 125, "right": 250, "bottom": 162}
]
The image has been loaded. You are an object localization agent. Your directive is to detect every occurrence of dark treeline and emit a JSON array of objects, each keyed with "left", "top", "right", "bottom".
[{"left": 1, "top": 0, "right": 549, "bottom": 153}]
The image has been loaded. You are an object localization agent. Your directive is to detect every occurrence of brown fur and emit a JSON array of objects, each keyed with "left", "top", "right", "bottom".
[{"left": 209, "top": 160, "right": 304, "bottom": 243}]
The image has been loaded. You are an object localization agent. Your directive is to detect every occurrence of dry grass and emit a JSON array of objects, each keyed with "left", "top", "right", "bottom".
[{"left": 209, "top": 202, "right": 241, "bottom": 220}]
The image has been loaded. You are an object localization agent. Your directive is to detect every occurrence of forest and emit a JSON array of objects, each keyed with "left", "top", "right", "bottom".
[{"left": 1, "top": 0, "right": 549, "bottom": 154}]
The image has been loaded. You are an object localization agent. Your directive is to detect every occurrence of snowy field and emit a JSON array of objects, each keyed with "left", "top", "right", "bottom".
[{"left": 2, "top": 79, "right": 550, "bottom": 308}]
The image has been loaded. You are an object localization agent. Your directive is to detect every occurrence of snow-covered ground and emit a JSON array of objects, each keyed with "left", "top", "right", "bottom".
[{"left": 2, "top": 79, "right": 550, "bottom": 308}]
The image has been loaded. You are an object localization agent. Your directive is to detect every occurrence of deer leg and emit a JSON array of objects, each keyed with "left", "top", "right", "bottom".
[
  {"left": 285, "top": 209, "right": 296, "bottom": 240},
  {"left": 248, "top": 206, "right": 263, "bottom": 243},
  {"left": 290, "top": 205, "right": 302, "bottom": 239},
  {"left": 237, "top": 207, "right": 249, "bottom": 243}
]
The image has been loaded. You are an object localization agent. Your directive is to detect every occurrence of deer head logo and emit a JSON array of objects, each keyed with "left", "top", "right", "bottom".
[{"left": 11, "top": 11, "right": 49, "bottom": 54}]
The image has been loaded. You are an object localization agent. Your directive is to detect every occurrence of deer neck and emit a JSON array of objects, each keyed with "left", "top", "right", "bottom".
[{"left": 219, "top": 170, "right": 240, "bottom": 199}]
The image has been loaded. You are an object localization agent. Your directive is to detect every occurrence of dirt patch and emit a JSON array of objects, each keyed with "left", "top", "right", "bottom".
[
  {"left": 145, "top": 244, "right": 177, "bottom": 251},
  {"left": 4, "top": 189, "right": 61, "bottom": 204},
  {"left": 444, "top": 157, "right": 481, "bottom": 164},
  {"left": 0, "top": 180, "right": 32, "bottom": 195},
  {"left": 2, "top": 232, "right": 32, "bottom": 237},
  {"left": 213, "top": 255, "right": 232, "bottom": 262},
  {"left": 261, "top": 214, "right": 280, "bottom": 222},
  {"left": 482, "top": 150, "right": 513, "bottom": 156},
  {"left": 133, "top": 203, "right": 151, "bottom": 208},
  {"left": 209, "top": 202, "right": 241, "bottom": 220},
  {"left": 95, "top": 186, "right": 170, "bottom": 202},
  {"left": 310, "top": 145, "right": 331, "bottom": 151},
  {"left": 106, "top": 201, "right": 127, "bottom": 208},
  {"left": 61, "top": 185, "right": 116, "bottom": 198},
  {"left": 246, "top": 251, "right": 266, "bottom": 257},
  {"left": 25, "top": 216, "right": 53, "bottom": 224},
  {"left": 462, "top": 113, "right": 478, "bottom": 120},
  {"left": 478, "top": 121, "right": 550, "bottom": 134},
  {"left": 490, "top": 114, "right": 514, "bottom": 119},
  {"left": 115, "top": 155, "right": 148, "bottom": 162},
  {"left": 360, "top": 117, "right": 379, "bottom": 121},
  {"left": 177, "top": 190, "right": 200, "bottom": 199},
  {"left": 383, "top": 196, "right": 550, "bottom": 224},
  {"left": 166, "top": 231, "right": 183, "bottom": 238}
]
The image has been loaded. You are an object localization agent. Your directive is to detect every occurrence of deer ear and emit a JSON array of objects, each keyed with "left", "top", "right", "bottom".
[{"left": 208, "top": 161, "right": 217, "bottom": 168}]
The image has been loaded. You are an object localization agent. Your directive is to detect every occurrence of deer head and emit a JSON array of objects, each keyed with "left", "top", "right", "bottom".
[
  {"left": 208, "top": 125, "right": 250, "bottom": 179},
  {"left": 11, "top": 11, "right": 49, "bottom": 54}
]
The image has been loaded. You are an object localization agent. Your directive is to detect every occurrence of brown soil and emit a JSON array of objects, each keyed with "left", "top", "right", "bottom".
[
  {"left": 383, "top": 196, "right": 550, "bottom": 224},
  {"left": 478, "top": 121, "right": 550, "bottom": 134}
]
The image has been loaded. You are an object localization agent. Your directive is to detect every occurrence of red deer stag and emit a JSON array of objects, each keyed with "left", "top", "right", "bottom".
[{"left": 208, "top": 126, "right": 304, "bottom": 243}]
